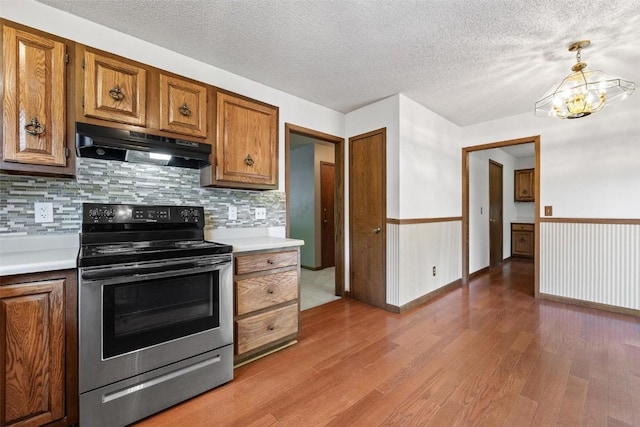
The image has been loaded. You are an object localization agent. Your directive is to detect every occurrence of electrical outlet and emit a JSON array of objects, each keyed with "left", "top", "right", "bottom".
[
  {"left": 255, "top": 207, "right": 266, "bottom": 220},
  {"left": 34, "top": 202, "right": 54, "bottom": 223},
  {"left": 228, "top": 205, "right": 237, "bottom": 220},
  {"left": 432, "top": 266, "right": 436, "bottom": 276}
]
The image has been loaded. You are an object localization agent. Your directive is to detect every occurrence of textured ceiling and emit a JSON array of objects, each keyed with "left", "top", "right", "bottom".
[{"left": 34, "top": 0, "right": 640, "bottom": 126}]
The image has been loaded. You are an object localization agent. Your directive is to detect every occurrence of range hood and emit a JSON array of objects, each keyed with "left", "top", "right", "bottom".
[{"left": 76, "top": 123, "right": 211, "bottom": 169}]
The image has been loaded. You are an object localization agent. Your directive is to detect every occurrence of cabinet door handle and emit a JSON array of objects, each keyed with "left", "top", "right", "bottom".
[
  {"left": 267, "top": 325, "right": 275, "bottom": 331},
  {"left": 244, "top": 154, "right": 254, "bottom": 166},
  {"left": 178, "top": 102, "right": 191, "bottom": 116},
  {"left": 267, "top": 259, "right": 274, "bottom": 265},
  {"left": 24, "top": 117, "right": 45, "bottom": 136},
  {"left": 108, "top": 85, "right": 125, "bottom": 101},
  {"left": 267, "top": 288, "right": 274, "bottom": 294}
]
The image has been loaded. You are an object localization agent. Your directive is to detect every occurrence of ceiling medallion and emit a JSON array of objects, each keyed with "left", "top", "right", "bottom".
[{"left": 535, "top": 40, "right": 635, "bottom": 119}]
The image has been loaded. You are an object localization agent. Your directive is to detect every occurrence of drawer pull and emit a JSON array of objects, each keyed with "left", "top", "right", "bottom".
[
  {"left": 267, "top": 288, "right": 274, "bottom": 294},
  {"left": 267, "top": 259, "right": 274, "bottom": 265},
  {"left": 268, "top": 325, "right": 275, "bottom": 331}
]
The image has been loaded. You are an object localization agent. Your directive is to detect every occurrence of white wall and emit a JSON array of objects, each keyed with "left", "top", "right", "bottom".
[
  {"left": 289, "top": 145, "right": 315, "bottom": 268},
  {"left": 398, "top": 94, "right": 462, "bottom": 217},
  {"left": 463, "top": 95, "right": 640, "bottom": 219},
  {"left": 0, "top": 0, "right": 345, "bottom": 193}
]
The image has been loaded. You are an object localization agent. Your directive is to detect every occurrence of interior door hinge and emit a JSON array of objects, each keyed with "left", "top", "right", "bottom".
[{"left": 64, "top": 147, "right": 69, "bottom": 157}]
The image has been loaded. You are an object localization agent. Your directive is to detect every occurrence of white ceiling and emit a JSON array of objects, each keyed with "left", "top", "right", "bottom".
[{"left": 35, "top": 0, "right": 640, "bottom": 126}]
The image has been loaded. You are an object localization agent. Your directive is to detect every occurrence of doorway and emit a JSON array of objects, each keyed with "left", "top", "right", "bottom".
[
  {"left": 349, "top": 128, "right": 387, "bottom": 309},
  {"left": 489, "top": 160, "right": 503, "bottom": 267},
  {"left": 285, "top": 123, "right": 345, "bottom": 308},
  {"left": 462, "top": 136, "right": 540, "bottom": 296}
]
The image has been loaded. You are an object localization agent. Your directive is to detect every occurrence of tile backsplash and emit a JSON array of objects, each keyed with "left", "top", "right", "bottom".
[{"left": 0, "top": 158, "right": 285, "bottom": 235}]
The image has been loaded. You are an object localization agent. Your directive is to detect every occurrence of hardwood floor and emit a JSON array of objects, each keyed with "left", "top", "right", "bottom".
[{"left": 134, "top": 259, "right": 640, "bottom": 426}]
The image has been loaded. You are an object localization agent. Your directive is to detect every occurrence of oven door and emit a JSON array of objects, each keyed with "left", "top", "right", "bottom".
[{"left": 78, "top": 253, "right": 232, "bottom": 394}]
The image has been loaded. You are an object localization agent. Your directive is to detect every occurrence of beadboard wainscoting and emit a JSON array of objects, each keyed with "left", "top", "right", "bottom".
[
  {"left": 386, "top": 218, "right": 462, "bottom": 310},
  {"left": 0, "top": 158, "right": 286, "bottom": 235},
  {"left": 540, "top": 220, "right": 640, "bottom": 312}
]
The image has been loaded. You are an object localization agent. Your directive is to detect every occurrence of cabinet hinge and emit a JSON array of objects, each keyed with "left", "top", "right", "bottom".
[
  {"left": 65, "top": 53, "right": 69, "bottom": 64},
  {"left": 81, "top": 58, "right": 85, "bottom": 70},
  {"left": 64, "top": 147, "right": 69, "bottom": 158},
  {"left": 82, "top": 96, "right": 85, "bottom": 108}
]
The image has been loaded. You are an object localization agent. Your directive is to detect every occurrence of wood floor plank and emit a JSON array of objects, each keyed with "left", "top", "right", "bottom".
[{"left": 133, "top": 259, "right": 640, "bottom": 427}]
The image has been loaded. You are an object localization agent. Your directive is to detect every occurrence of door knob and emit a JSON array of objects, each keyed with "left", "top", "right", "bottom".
[
  {"left": 489, "top": 219, "right": 495, "bottom": 222},
  {"left": 373, "top": 227, "right": 381, "bottom": 234}
]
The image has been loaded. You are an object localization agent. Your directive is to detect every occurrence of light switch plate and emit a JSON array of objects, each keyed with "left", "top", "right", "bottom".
[
  {"left": 228, "top": 205, "right": 237, "bottom": 220},
  {"left": 255, "top": 207, "right": 266, "bottom": 220},
  {"left": 544, "top": 205, "right": 553, "bottom": 216},
  {"left": 34, "top": 202, "right": 54, "bottom": 223}
]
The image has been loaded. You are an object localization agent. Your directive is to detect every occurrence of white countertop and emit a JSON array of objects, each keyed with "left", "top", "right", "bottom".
[
  {"left": 0, "top": 234, "right": 79, "bottom": 276},
  {"left": 209, "top": 236, "right": 304, "bottom": 253}
]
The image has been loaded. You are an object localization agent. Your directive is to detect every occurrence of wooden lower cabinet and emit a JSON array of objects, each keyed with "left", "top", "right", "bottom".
[
  {"left": 0, "top": 270, "right": 77, "bottom": 427},
  {"left": 511, "top": 223, "right": 534, "bottom": 258},
  {"left": 233, "top": 247, "right": 300, "bottom": 365}
]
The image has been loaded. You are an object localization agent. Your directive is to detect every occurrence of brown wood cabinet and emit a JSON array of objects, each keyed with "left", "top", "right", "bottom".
[
  {"left": 81, "top": 48, "right": 147, "bottom": 126},
  {"left": 514, "top": 168, "right": 535, "bottom": 202},
  {"left": 234, "top": 248, "right": 300, "bottom": 364},
  {"left": 511, "top": 223, "right": 534, "bottom": 258},
  {"left": 159, "top": 73, "right": 208, "bottom": 138},
  {"left": 0, "top": 269, "right": 78, "bottom": 427},
  {"left": 1, "top": 21, "right": 75, "bottom": 177},
  {"left": 202, "top": 90, "right": 278, "bottom": 190}
]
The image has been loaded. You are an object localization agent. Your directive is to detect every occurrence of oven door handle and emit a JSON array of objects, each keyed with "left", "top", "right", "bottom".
[{"left": 81, "top": 257, "right": 229, "bottom": 281}]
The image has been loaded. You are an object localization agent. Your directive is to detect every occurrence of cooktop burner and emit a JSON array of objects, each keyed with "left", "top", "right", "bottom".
[{"left": 78, "top": 203, "right": 232, "bottom": 267}]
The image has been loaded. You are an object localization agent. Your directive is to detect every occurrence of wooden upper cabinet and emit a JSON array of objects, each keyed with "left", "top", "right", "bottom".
[
  {"left": 0, "top": 279, "right": 65, "bottom": 426},
  {"left": 514, "top": 168, "right": 535, "bottom": 202},
  {"left": 211, "top": 91, "right": 278, "bottom": 189},
  {"left": 2, "top": 24, "right": 67, "bottom": 168},
  {"left": 82, "top": 49, "right": 146, "bottom": 126},
  {"left": 159, "top": 73, "right": 207, "bottom": 138}
]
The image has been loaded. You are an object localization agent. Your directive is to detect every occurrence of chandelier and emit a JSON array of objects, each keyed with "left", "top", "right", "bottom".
[{"left": 535, "top": 40, "right": 635, "bottom": 119}]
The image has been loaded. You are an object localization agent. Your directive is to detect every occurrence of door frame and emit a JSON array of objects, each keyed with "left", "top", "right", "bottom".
[
  {"left": 462, "top": 135, "right": 540, "bottom": 296},
  {"left": 285, "top": 123, "right": 345, "bottom": 297}
]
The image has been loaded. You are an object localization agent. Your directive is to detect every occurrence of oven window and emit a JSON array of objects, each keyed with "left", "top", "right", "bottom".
[{"left": 103, "top": 270, "right": 219, "bottom": 359}]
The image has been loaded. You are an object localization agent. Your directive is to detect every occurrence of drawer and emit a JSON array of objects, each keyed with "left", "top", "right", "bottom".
[
  {"left": 512, "top": 223, "right": 534, "bottom": 232},
  {"left": 236, "top": 304, "right": 298, "bottom": 355},
  {"left": 236, "top": 270, "right": 298, "bottom": 315},
  {"left": 235, "top": 250, "right": 298, "bottom": 275}
]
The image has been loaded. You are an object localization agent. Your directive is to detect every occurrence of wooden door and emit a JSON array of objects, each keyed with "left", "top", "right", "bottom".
[
  {"left": 83, "top": 49, "right": 147, "bottom": 126},
  {"left": 349, "top": 128, "right": 386, "bottom": 309},
  {"left": 320, "top": 162, "right": 335, "bottom": 269},
  {"left": 489, "top": 160, "right": 503, "bottom": 267},
  {"left": 159, "top": 73, "right": 207, "bottom": 138},
  {"left": 215, "top": 91, "right": 278, "bottom": 189},
  {"left": 2, "top": 25, "right": 67, "bottom": 167},
  {"left": 0, "top": 279, "right": 65, "bottom": 426}
]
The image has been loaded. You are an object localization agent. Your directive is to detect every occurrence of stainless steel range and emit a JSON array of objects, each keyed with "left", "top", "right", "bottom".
[{"left": 77, "top": 203, "right": 233, "bottom": 427}]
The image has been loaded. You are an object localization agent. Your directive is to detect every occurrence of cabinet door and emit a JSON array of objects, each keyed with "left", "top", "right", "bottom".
[
  {"left": 83, "top": 50, "right": 146, "bottom": 126},
  {"left": 159, "top": 73, "right": 207, "bottom": 138},
  {"left": 215, "top": 91, "right": 278, "bottom": 189},
  {"left": 514, "top": 169, "right": 534, "bottom": 201},
  {"left": 512, "top": 230, "right": 534, "bottom": 257},
  {"left": 0, "top": 279, "right": 64, "bottom": 426},
  {"left": 2, "top": 25, "right": 66, "bottom": 167}
]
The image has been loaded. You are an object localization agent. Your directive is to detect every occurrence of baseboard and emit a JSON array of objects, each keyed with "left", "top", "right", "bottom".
[
  {"left": 539, "top": 293, "right": 640, "bottom": 317},
  {"left": 469, "top": 266, "right": 490, "bottom": 280},
  {"left": 300, "top": 265, "right": 322, "bottom": 271},
  {"left": 386, "top": 279, "right": 462, "bottom": 313}
]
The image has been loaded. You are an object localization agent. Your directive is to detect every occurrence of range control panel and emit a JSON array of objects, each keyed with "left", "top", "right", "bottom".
[{"left": 83, "top": 203, "right": 204, "bottom": 224}]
